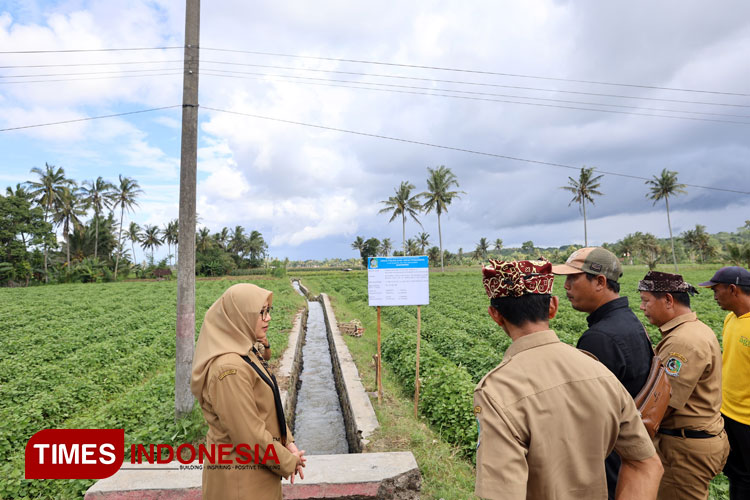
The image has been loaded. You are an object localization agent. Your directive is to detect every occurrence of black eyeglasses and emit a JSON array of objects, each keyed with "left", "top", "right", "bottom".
[{"left": 259, "top": 306, "right": 273, "bottom": 318}]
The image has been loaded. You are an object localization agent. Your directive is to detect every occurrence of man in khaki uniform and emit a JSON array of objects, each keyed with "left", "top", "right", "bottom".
[
  {"left": 475, "top": 259, "right": 663, "bottom": 500},
  {"left": 638, "top": 271, "right": 729, "bottom": 500}
]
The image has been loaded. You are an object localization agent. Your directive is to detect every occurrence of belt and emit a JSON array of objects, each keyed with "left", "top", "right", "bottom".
[{"left": 658, "top": 428, "right": 715, "bottom": 439}]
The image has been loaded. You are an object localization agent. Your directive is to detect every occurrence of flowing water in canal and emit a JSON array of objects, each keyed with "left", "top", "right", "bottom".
[{"left": 292, "top": 282, "right": 349, "bottom": 455}]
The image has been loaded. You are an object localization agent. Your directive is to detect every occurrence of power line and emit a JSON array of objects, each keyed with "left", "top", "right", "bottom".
[
  {"left": 0, "top": 46, "right": 182, "bottom": 54},
  {"left": 200, "top": 47, "right": 750, "bottom": 98},
  {"left": 0, "top": 105, "right": 181, "bottom": 132},
  {"left": 0, "top": 67, "right": 184, "bottom": 79},
  {"left": 0, "top": 72, "right": 182, "bottom": 85},
  {"left": 200, "top": 59, "right": 749, "bottom": 109},
  {"left": 199, "top": 68, "right": 750, "bottom": 120},
  {"left": 0, "top": 60, "right": 182, "bottom": 69},
  {"left": 201, "top": 71, "right": 750, "bottom": 125},
  {"left": 200, "top": 105, "right": 750, "bottom": 196}
]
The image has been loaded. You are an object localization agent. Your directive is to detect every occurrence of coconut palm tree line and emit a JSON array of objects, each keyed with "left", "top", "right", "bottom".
[
  {"left": 366, "top": 165, "right": 709, "bottom": 269},
  {"left": 10, "top": 164, "right": 269, "bottom": 283}
]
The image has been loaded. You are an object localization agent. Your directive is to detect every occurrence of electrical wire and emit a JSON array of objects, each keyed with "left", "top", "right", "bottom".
[
  {"left": 0, "top": 105, "right": 182, "bottom": 132},
  {"left": 0, "top": 60, "right": 183, "bottom": 69},
  {"left": 0, "top": 47, "right": 182, "bottom": 54},
  {"left": 200, "top": 47, "right": 750, "bottom": 98},
  {"left": 200, "top": 71, "right": 750, "bottom": 125},
  {"left": 0, "top": 72, "right": 183, "bottom": 85},
  {"left": 199, "top": 106, "right": 750, "bottom": 195},
  {"left": 0, "top": 67, "right": 184, "bottom": 79},
  {"left": 3, "top": 57, "right": 746, "bottom": 109},
  {"left": 199, "top": 68, "right": 750, "bottom": 119}
]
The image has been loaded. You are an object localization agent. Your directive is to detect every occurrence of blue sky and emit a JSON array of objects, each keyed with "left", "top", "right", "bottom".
[{"left": 1, "top": 0, "right": 749, "bottom": 262}]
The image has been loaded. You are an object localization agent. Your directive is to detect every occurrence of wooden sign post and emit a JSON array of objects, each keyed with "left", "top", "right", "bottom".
[
  {"left": 377, "top": 305, "right": 382, "bottom": 404},
  {"left": 414, "top": 305, "right": 421, "bottom": 418}
]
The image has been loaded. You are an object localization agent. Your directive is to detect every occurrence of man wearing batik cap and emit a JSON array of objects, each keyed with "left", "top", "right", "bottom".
[
  {"left": 474, "top": 258, "right": 662, "bottom": 500},
  {"left": 638, "top": 270, "right": 729, "bottom": 500},
  {"left": 552, "top": 247, "right": 653, "bottom": 499},
  {"left": 699, "top": 266, "right": 750, "bottom": 500}
]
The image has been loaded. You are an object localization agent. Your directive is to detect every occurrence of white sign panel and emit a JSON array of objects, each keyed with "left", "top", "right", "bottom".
[{"left": 368, "top": 256, "right": 429, "bottom": 306}]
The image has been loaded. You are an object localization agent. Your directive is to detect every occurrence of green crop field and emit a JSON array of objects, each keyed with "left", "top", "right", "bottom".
[
  {"left": 0, "top": 277, "right": 305, "bottom": 500},
  {"left": 0, "top": 266, "right": 732, "bottom": 499},
  {"left": 300, "top": 264, "right": 730, "bottom": 499}
]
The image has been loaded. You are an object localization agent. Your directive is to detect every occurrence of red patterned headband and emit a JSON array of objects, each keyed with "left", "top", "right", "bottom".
[{"left": 483, "top": 259, "right": 555, "bottom": 298}]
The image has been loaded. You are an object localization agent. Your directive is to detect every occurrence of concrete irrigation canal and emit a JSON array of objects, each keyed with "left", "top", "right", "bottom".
[
  {"left": 290, "top": 282, "right": 349, "bottom": 455},
  {"left": 85, "top": 279, "right": 420, "bottom": 500}
]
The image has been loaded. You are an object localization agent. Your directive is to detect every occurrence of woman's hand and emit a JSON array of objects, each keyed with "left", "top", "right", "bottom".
[{"left": 286, "top": 442, "right": 306, "bottom": 483}]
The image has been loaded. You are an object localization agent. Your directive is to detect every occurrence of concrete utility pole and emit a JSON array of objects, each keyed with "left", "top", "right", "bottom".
[{"left": 175, "top": 0, "right": 200, "bottom": 419}]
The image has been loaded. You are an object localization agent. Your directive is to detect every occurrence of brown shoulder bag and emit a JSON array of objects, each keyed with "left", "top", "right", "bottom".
[{"left": 633, "top": 327, "right": 672, "bottom": 438}]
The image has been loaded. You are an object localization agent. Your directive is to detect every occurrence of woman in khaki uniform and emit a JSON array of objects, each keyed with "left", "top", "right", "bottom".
[{"left": 191, "top": 283, "right": 305, "bottom": 500}]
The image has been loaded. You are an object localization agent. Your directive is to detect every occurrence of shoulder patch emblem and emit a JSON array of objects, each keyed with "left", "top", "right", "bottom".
[
  {"left": 218, "top": 369, "right": 237, "bottom": 380},
  {"left": 665, "top": 357, "right": 683, "bottom": 377},
  {"left": 474, "top": 405, "right": 482, "bottom": 415},
  {"left": 668, "top": 352, "right": 687, "bottom": 363}
]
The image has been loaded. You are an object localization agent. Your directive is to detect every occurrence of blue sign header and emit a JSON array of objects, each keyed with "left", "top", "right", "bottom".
[{"left": 368, "top": 256, "right": 428, "bottom": 269}]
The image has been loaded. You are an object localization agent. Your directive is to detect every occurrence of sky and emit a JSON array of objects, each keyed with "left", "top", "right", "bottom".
[{"left": 1, "top": 0, "right": 749, "bottom": 262}]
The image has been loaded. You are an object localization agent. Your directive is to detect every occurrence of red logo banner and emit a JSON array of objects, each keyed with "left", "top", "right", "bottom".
[{"left": 25, "top": 429, "right": 124, "bottom": 479}]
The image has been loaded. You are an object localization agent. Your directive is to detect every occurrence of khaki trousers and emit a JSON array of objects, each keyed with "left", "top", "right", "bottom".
[{"left": 655, "top": 430, "right": 730, "bottom": 500}]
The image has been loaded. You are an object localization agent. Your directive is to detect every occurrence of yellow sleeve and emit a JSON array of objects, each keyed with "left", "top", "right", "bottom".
[
  {"left": 208, "top": 363, "right": 298, "bottom": 478},
  {"left": 474, "top": 388, "right": 528, "bottom": 500}
]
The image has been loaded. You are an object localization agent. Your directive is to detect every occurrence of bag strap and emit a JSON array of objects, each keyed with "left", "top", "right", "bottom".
[{"left": 241, "top": 353, "right": 288, "bottom": 446}]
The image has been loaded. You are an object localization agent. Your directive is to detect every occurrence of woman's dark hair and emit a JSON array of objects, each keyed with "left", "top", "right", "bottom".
[
  {"left": 583, "top": 273, "right": 620, "bottom": 293},
  {"left": 651, "top": 291, "right": 691, "bottom": 308},
  {"left": 490, "top": 294, "right": 551, "bottom": 326}
]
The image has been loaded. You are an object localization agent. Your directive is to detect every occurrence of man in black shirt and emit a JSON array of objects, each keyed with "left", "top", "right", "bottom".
[{"left": 553, "top": 247, "right": 653, "bottom": 500}]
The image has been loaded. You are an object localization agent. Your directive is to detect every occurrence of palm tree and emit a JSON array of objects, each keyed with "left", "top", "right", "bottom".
[
  {"left": 420, "top": 166, "right": 463, "bottom": 272},
  {"left": 127, "top": 222, "right": 142, "bottom": 266},
  {"left": 247, "top": 230, "right": 267, "bottom": 264},
  {"left": 196, "top": 227, "right": 212, "bottom": 253},
  {"left": 646, "top": 168, "right": 687, "bottom": 272},
  {"left": 52, "top": 185, "right": 87, "bottom": 270},
  {"left": 379, "top": 181, "right": 423, "bottom": 255},
  {"left": 112, "top": 175, "right": 143, "bottom": 279},
  {"left": 351, "top": 236, "right": 365, "bottom": 255},
  {"left": 475, "top": 237, "right": 490, "bottom": 261},
  {"left": 561, "top": 166, "right": 603, "bottom": 247},
  {"left": 406, "top": 238, "right": 419, "bottom": 256},
  {"left": 79, "top": 176, "right": 114, "bottom": 259},
  {"left": 417, "top": 232, "right": 430, "bottom": 254},
  {"left": 164, "top": 219, "right": 178, "bottom": 265},
  {"left": 379, "top": 238, "right": 392, "bottom": 257},
  {"left": 140, "top": 225, "right": 163, "bottom": 262},
  {"left": 493, "top": 238, "right": 503, "bottom": 255},
  {"left": 229, "top": 225, "right": 246, "bottom": 258},
  {"left": 214, "top": 227, "right": 230, "bottom": 250},
  {"left": 26, "top": 163, "right": 75, "bottom": 281}
]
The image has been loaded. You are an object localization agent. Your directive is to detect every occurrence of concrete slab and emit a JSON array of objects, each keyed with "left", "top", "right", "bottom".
[{"left": 85, "top": 452, "right": 420, "bottom": 500}]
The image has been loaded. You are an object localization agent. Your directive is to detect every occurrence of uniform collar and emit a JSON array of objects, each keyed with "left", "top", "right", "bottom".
[
  {"left": 504, "top": 329, "right": 560, "bottom": 359},
  {"left": 659, "top": 311, "right": 697, "bottom": 334}
]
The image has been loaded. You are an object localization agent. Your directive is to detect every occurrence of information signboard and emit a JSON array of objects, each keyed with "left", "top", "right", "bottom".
[{"left": 367, "top": 256, "right": 429, "bottom": 306}]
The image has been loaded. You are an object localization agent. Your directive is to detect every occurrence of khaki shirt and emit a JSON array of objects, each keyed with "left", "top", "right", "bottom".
[
  {"left": 474, "top": 330, "right": 655, "bottom": 500},
  {"left": 656, "top": 312, "right": 723, "bottom": 435},
  {"left": 200, "top": 351, "right": 298, "bottom": 500}
]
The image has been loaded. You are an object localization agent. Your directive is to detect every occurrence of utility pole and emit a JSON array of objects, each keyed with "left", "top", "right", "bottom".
[{"left": 175, "top": 0, "right": 200, "bottom": 420}]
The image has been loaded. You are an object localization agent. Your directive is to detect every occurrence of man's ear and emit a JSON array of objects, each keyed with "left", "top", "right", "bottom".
[
  {"left": 597, "top": 275, "right": 608, "bottom": 291},
  {"left": 488, "top": 305, "right": 505, "bottom": 327},
  {"left": 664, "top": 293, "right": 675, "bottom": 309},
  {"left": 549, "top": 295, "right": 559, "bottom": 319}
]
